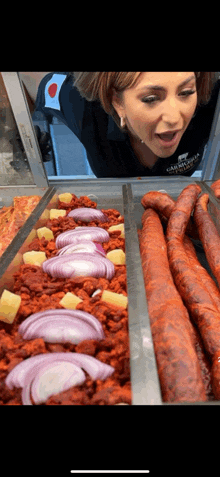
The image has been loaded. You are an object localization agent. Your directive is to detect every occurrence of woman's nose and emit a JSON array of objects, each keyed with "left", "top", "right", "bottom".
[{"left": 161, "top": 98, "right": 182, "bottom": 126}]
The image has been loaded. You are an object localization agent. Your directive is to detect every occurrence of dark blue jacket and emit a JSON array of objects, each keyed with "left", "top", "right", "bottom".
[{"left": 33, "top": 72, "right": 220, "bottom": 178}]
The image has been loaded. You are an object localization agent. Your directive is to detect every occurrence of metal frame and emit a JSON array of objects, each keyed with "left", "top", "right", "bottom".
[
  {"left": 1, "top": 72, "right": 48, "bottom": 188},
  {"left": 201, "top": 81, "right": 220, "bottom": 181}
]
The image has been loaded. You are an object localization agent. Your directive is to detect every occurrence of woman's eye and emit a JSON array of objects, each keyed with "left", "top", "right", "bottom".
[
  {"left": 142, "top": 95, "right": 159, "bottom": 104},
  {"left": 180, "top": 89, "right": 196, "bottom": 97},
  {"left": 141, "top": 90, "right": 196, "bottom": 105}
]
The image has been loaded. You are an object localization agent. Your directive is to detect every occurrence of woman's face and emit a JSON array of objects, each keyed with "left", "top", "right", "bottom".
[{"left": 112, "top": 72, "right": 198, "bottom": 158}]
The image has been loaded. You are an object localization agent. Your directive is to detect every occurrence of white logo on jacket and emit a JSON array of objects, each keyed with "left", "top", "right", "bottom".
[{"left": 166, "top": 152, "right": 200, "bottom": 174}]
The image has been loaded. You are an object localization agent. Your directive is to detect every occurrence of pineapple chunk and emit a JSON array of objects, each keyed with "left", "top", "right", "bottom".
[
  {"left": 60, "top": 292, "right": 83, "bottom": 309},
  {"left": 0, "top": 289, "right": 21, "bottom": 324},
  {"left": 23, "top": 251, "right": 47, "bottom": 266},
  {"left": 50, "top": 209, "right": 66, "bottom": 219},
  {"left": 101, "top": 290, "right": 128, "bottom": 309},
  {"left": 108, "top": 223, "right": 125, "bottom": 238},
  {"left": 106, "top": 249, "right": 125, "bottom": 265},
  {"left": 37, "top": 227, "right": 54, "bottom": 240},
  {"left": 58, "top": 193, "right": 72, "bottom": 203}
]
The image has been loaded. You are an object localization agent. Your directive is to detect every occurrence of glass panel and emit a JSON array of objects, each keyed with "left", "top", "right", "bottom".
[
  {"left": 21, "top": 72, "right": 96, "bottom": 180},
  {"left": 0, "top": 73, "right": 35, "bottom": 185}
]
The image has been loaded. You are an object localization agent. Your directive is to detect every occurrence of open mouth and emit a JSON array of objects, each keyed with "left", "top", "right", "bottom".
[
  {"left": 157, "top": 132, "right": 176, "bottom": 141},
  {"left": 156, "top": 131, "right": 180, "bottom": 147}
]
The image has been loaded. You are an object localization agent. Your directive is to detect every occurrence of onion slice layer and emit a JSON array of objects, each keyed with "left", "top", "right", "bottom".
[
  {"left": 5, "top": 353, "right": 115, "bottom": 405},
  {"left": 18, "top": 309, "right": 105, "bottom": 344},
  {"left": 55, "top": 227, "right": 110, "bottom": 249},
  {"left": 67, "top": 207, "right": 109, "bottom": 223},
  {"left": 42, "top": 252, "right": 115, "bottom": 279},
  {"left": 56, "top": 241, "right": 106, "bottom": 257}
]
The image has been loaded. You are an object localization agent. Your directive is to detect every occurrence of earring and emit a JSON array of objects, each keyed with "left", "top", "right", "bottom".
[{"left": 120, "top": 116, "right": 125, "bottom": 128}]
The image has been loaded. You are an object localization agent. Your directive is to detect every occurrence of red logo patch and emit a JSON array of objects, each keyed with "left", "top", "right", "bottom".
[{"left": 48, "top": 83, "right": 58, "bottom": 98}]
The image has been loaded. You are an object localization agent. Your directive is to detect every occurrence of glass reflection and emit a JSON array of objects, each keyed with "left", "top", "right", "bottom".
[{"left": 0, "top": 73, "right": 34, "bottom": 186}]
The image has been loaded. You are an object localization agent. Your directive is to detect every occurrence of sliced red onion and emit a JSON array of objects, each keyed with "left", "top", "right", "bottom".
[
  {"left": 57, "top": 241, "right": 106, "bottom": 257},
  {"left": 23, "top": 360, "right": 86, "bottom": 405},
  {"left": 55, "top": 227, "right": 110, "bottom": 249},
  {"left": 42, "top": 252, "right": 115, "bottom": 279},
  {"left": 94, "top": 243, "right": 106, "bottom": 254},
  {"left": 18, "top": 309, "right": 105, "bottom": 343},
  {"left": 5, "top": 352, "right": 115, "bottom": 405},
  {"left": 68, "top": 207, "right": 109, "bottom": 223}
]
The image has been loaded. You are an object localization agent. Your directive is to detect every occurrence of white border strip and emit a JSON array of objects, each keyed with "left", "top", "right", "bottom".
[{"left": 70, "top": 472, "right": 150, "bottom": 474}]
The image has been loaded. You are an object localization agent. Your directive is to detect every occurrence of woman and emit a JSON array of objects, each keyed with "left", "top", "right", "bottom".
[{"left": 33, "top": 72, "right": 220, "bottom": 178}]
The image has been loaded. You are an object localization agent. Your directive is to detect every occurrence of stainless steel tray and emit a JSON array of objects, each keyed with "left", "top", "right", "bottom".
[
  {"left": 0, "top": 178, "right": 220, "bottom": 405},
  {"left": 128, "top": 178, "right": 220, "bottom": 404}
]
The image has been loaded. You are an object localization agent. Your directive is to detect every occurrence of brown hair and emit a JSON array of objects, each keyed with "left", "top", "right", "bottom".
[{"left": 72, "top": 72, "right": 218, "bottom": 131}]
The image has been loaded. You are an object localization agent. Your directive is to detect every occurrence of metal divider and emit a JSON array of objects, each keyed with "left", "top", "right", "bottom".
[
  {"left": 122, "top": 183, "right": 162, "bottom": 405},
  {"left": 201, "top": 84, "right": 220, "bottom": 181},
  {"left": 200, "top": 181, "right": 220, "bottom": 236},
  {"left": 200, "top": 180, "right": 220, "bottom": 201}
]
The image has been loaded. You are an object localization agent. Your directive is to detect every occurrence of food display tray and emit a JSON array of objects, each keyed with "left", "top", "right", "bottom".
[
  {"left": 0, "top": 185, "right": 56, "bottom": 268},
  {"left": 0, "top": 186, "right": 56, "bottom": 294},
  {"left": 0, "top": 177, "right": 220, "bottom": 405}
]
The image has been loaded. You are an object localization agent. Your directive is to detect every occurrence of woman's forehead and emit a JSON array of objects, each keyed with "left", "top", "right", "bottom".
[{"left": 130, "top": 72, "right": 195, "bottom": 90}]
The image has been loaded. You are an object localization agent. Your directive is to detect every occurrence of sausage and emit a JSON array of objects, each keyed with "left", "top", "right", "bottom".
[
  {"left": 211, "top": 178, "right": 220, "bottom": 199},
  {"left": 166, "top": 184, "right": 220, "bottom": 399},
  {"left": 194, "top": 193, "right": 220, "bottom": 289},
  {"left": 141, "top": 190, "right": 174, "bottom": 224},
  {"left": 140, "top": 189, "right": 216, "bottom": 398},
  {"left": 141, "top": 190, "right": 199, "bottom": 239},
  {"left": 141, "top": 190, "right": 220, "bottom": 313},
  {"left": 183, "top": 235, "right": 220, "bottom": 313},
  {"left": 140, "top": 188, "right": 220, "bottom": 398},
  {"left": 140, "top": 207, "right": 207, "bottom": 402}
]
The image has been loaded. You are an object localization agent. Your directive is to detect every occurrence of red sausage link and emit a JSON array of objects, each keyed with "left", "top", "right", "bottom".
[
  {"left": 140, "top": 207, "right": 207, "bottom": 402},
  {"left": 183, "top": 235, "right": 220, "bottom": 313},
  {"left": 194, "top": 193, "right": 220, "bottom": 289},
  {"left": 141, "top": 190, "right": 199, "bottom": 239},
  {"left": 141, "top": 190, "right": 174, "bottom": 223},
  {"left": 166, "top": 184, "right": 220, "bottom": 399},
  {"left": 141, "top": 189, "right": 220, "bottom": 313}
]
